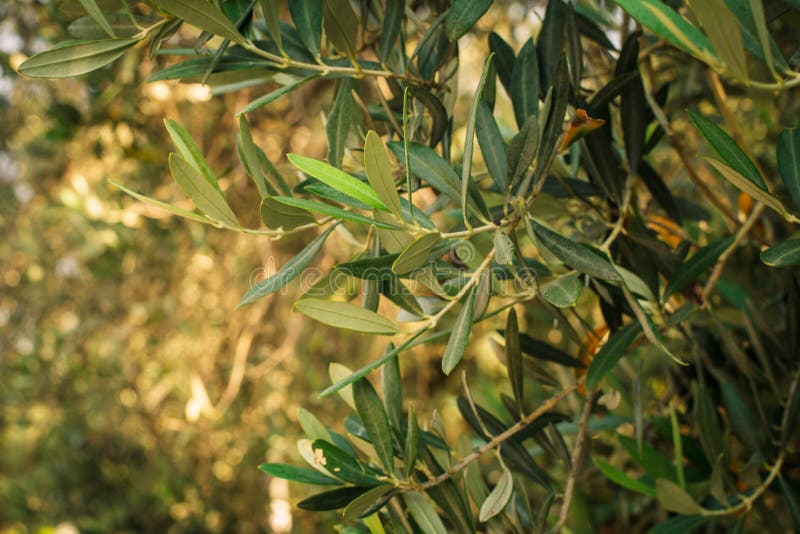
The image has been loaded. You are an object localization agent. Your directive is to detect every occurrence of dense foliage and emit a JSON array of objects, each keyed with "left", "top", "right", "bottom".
[{"left": 11, "top": 0, "right": 800, "bottom": 532}]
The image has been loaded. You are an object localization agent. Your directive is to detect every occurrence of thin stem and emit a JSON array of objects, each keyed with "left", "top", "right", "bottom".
[
  {"left": 700, "top": 453, "right": 785, "bottom": 517},
  {"left": 410, "top": 382, "right": 581, "bottom": 492},
  {"left": 424, "top": 249, "right": 496, "bottom": 329},
  {"left": 553, "top": 391, "right": 598, "bottom": 533},
  {"left": 240, "top": 218, "right": 331, "bottom": 237},
  {"left": 600, "top": 177, "right": 632, "bottom": 252},
  {"left": 440, "top": 222, "right": 500, "bottom": 239}
]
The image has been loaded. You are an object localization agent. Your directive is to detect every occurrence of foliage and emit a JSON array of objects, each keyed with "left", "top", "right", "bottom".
[{"left": 13, "top": 0, "right": 800, "bottom": 532}]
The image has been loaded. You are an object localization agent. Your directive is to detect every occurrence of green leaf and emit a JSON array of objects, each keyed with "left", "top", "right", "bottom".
[
  {"left": 442, "top": 284, "right": 477, "bottom": 375},
  {"left": 614, "top": 0, "right": 719, "bottom": 64},
  {"left": 593, "top": 458, "right": 656, "bottom": 497},
  {"left": 541, "top": 274, "right": 582, "bottom": 308},
  {"left": 479, "top": 458, "right": 514, "bottom": 522},
  {"left": 353, "top": 378, "right": 396, "bottom": 474},
  {"left": 18, "top": 38, "right": 139, "bottom": 78},
  {"left": 532, "top": 222, "right": 621, "bottom": 281},
  {"left": 327, "top": 78, "right": 354, "bottom": 168},
  {"left": 311, "top": 439, "right": 384, "bottom": 486},
  {"left": 238, "top": 225, "right": 334, "bottom": 306},
  {"left": 108, "top": 180, "right": 219, "bottom": 226},
  {"left": 655, "top": 479, "right": 703, "bottom": 515},
  {"left": 164, "top": 119, "right": 221, "bottom": 193},
  {"left": 69, "top": 13, "right": 157, "bottom": 40},
  {"left": 586, "top": 322, "right": 642, "bottom": 390},
  {"left": 777, "top": 128, "right": 800, "bottom": 212},
  {"left": 530, "top": 53, "right": 569, "bottom": 189},
  {"left": 403, "top": 492, "right": 448, "bottom": 534},
  {"left": 493, "top": 230, "right": 515, "bottom": 266},
  {"left": 488, "top": 31, "right": 516, "bottom": 96},
  {"left": 290, "top": 0, "right": 322, "bottom": 58},
  {"left": 444, "top": 0, "right": 493, "bottom": 42},
  {"left": 404, "top": 405, "right": 420, "bottom": 476},
  {"left": 342, "top": 485, "right": 395, "bottom": 521},
  {"left": 461, "top": 55, "right": 495, "bottom": 227},
  {"left": 169, "top": 153, "right": 240, "bottom": 228},
  {"left": 77, "top": 0, "right": 116, "bottom": 37},
  {"left": 298, "top": 486, "right": 367, "bottom": 510},
  {"left": 720, "top": 380, "right": 765, "bottom": 453},
  {"left": 273, "top": 197, "right": 401, "bottom": 229},
  {"left": 476, "top": 101, "right": 508, "bottom": 190},
  {"left": 381, "top": 348, "right": 403, "bottom": 433},
  {"left": 259, "top": 463, "right": 342, "bottom": 485},
  {"left": 237, "top": 74, "right": 320, "bottom": 116},
  {"left": 380, "top": 0, "right": 403, "bottom": 63},
  {"left": 299, "top": 407, "right": 332, "bottom": 441},
  {"left": 505, "top": 308, "right": 524, "bottom": 414},
  {"left": 294, "top": 299, "right": 400, "bottom": 335},
  {"left": 536, "top": 0, "right": 566, "bottom": 93},
  {"left": 364, "top": 131, "right": 402, "bottom": 215},
  {"left": 156, "top": 0, "right": 246, "bottom": 44},
  {"left": 288, "top": 154, "right": 388, "bottom": 211},
  {"left": 761, "top": 238, "right": 800, "bottom": 267},
  {"left": 617, "top": 33, "right": 647, "bottom": 174},
  {"left": 387, "top": 142, "right": 460, "bottom": 204},
  {"left": 323, "top": 0, "right": 358, "bottom": 60},
  {"left": 663, "top": 236, "right": 733, "bottom": 300},
  {"left": 260, "top": 0, "right": 283, "bottom": 54},
  {"left": 703, "top": 157, "right": 792, "bottom": 220},
  {"left": 392, "top": 233, "right": 441, "bottom": 274},
  {"left": 748, "top": 0, "right": 777, "bottom": 79},
  {"left": 508, "top": 115, "right": 539, "bottom": 187},
  {"left": 511, "top": 39, "right": 539, "bottom": 128},
  {"left": 238, "top": 117, "right": 271, "bottom": 197},
  {"left": 687, "top": 110, "right": 765, "bottom": 190},
  {"left": 692, "top": 382, "right": 724, "bottom": 464},
  {"left": 260, "top": 196, "right": 316, "bottom": 229},
  {"left": 329, "top": 363, "right": 357, "bottom": 409},
  {"left": 514, "top": 332, "right": 584, "bottom": 367},
  {"left": 648, "top": 515, "right": 707, "bottom": 534},
  {"left": 689, "top": 0, "right": 747, "bottom": 79}
]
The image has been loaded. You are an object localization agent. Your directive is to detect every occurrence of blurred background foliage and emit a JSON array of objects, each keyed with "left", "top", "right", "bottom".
[{"left": 2, "top": 0, "right": 800, "bottom": 533}]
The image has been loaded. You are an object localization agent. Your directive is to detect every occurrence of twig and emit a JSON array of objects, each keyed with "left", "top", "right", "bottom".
[{"left": 553, "top": 391, "right": 598, "bottom": 532}]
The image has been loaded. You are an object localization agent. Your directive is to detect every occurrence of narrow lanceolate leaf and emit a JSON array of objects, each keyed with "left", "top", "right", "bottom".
[
  {"left": 238, "top": 225, "right": 335, "bottom": 306},
  {"left": 323, "top": 0, "right": 358, "bottom": 59},
  {"left": 510, "top": 39, "right": 539, "bottom": 128},
  {"left": 462, "top": 55, "right": 495, "bottom": 227},
  {"left": 156, "top": 0, "right": 246, "bottom": 44},
  {"left": 479, "top": 459, "right": 514, "bottom": 522},
  {"left": 688, "top": 110, "right": 766, "bottom": 190},
  {"left": 273, "top": 197, "right": 401, "bottom": 229},
  {"left": 444, "top": 0, "right": 493, "bottom": 41},
  {"left": 353, "top": 378, "right": 396, "bottom": 474},
  {"left": 532, "top": 222, "right": 621, "bottom": 281},
  {"left": 442, "top": 285, "right": 478, "bottom": 375},
  {"left": 777, "top": 128, "right": 800, "bottom": 212},
  {"left": 298, "top": 486, "right": 367, "bottom": 511},
  {"left": 69, "top": 13, "right": 156, "bottom": 40},
  {"left": 664, "top": 236, "right": 734, "bottom": 299},
  {"left": 494, "top": 230, "right": 515, "bottom": 265},
  {"left": 404, "top": 405, "right": 420, "bottom": 475},
  {"left": 508, "top": 115, "right": 539, "bottom": 187},
  {"left": 18, "top": 38, "right": 139, "bottom": 78},
  {"left": 689, "top": 0, "right": 747, "bottom": 80},
  {"left": 586, "top": 322, "right": 642, "bottom": 390},
  {"left": 541, "top": 273, "right": 582, "bottom": 308},
  {"left": 260, "top": 0, "right": 283, "bottom": 54},
  {"left": 655, "top": 479, "right": 703, "bottom": 515},
  {"left": 392, "top": 233, "right": 441, "bottom": 274},
  {"left": 761, "top": 238, "right": 800, "bottom": 267},
  {"left": 259, "top": 463, "right": 342, "bottom": 485},
  {"left": 614, "top": 0, "right": 719, "bottom": 64},
  {"left": 593, "top": 458, "right": 656, "bottom": 497},
  {"left": 77, "top": 0, "right": 116, "bottom": 37},
  {"left": 748, "top": 0, "right": 777, "bottom": 79},
  {"left": 381, "top": 347, "right": 403, "bottom": 433},
  {"left": 505, "top": 308, "right": 524, "bottom": 414},
  {"left": 288, "top": 154, "right": 389, "bottom": 211},
  {"left": 489, "top": 31, "right": 516, "bottom": 96},
  {"left": 403, "top": 492, "right": 448, "bottom": 534},
  {"left": 169, "top": 154, "right": 240, "bottom": 228},
  {"left": 290, "top": 0, "right": 322, "bottom": 58},
  {"left": 364, "top": 131, "right": 402, "bottom": 215},
  {"left": 342, "top": 485, "right": 396, "bottom": 521},
  {"left": 617, "top": 33, "right": 646, "bottom": 174},
  {"left": 294, "top": 299, "right": 400, "bottom": 334},
  {"left": 537, "top": 0, "right": 566, "bottom": 93},
  {"left": 387, "top": 142, "right": 460, "bottom": 203},
  {"left": 238, "top": 117, "right": 270, "bottom": 197},
  {"left": 380, "top": 0, "right": 404, "bottom": 63},
  {"left": 530, "top": 53, "right": 569, "bottom": 188},
  {"left": 311, "top": 439, "right": 384, "bottom": 486},
  {"left": 237, "top": 74, "right": 320, "bottom": 116},
  {"left": 327, "top": 79, "right": 354, "bottom": 169},
  {"left": 109, "top": 180, "right": 218, "bottom": 226},
  {"left": 260, "top": 196, "right": 316, "bottom": 229},
  {"left": 514, "top": 333, "right": 584, "bottom": 367},
  {"left": 476, "top": 101, "right": 508, "bottom": 190},
  {"left": 165, "top": 119, "right": 221, "bottom": 193},
  {"left": 703, "top": 158, "right": 791, "bottom": 220}
]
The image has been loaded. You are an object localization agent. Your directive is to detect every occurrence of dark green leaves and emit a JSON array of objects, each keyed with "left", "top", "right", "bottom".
[
  {"left": 586, "top": 322, "right": 642, "bottom": 390},
  {"left": 688, "top": 110, "right": 766, "bottom": 190},
  {"left": 403, "top": 492, "right": 448, "bottom": 534},
  {"left": 537, "top": 0, "right": 566, "bottom": 93},
  {"left": 444, "top": 0, "right": 493, "bottom": 42},
  {"left": 761, "top": 238, "right": 800, "bottom": 267},
  {"left": 663, "top": 236, "right": 733, "bottom": 299},
  {"left": 505, "top": 309, "right": 524, "bottom": 413},
  {"left": 510, "top": 39, "right": 539, "bottom": 128},
  {"left": 156, "top": 0, "right": 246, "bottom": 44},
  {"left": 311, "top": 439, "right": 383, "bottom": 486},
  {"left": 777, "top": 128, "right": 800, "bottom": 211},
  {"left": 392, "top": 233, "right": 441, "bottom": 274},
  {"left": 380, "top": 0, "right": 404, "bottom": 62},
  {"left": 364, "top": 131, "right": 402, "bottom": 215},
  {"left": 442, "top": 285, "right": 478, "bottom": 375},
  {"left": 259, "top": 463, "right": 341, "bottom": 485},
  {"left": 532, "top": 222, "right": 621, "bottom": 282},
  {"left": 288, "top": 154, "right": 388, "bottom": 211},
  {"left": 290, "top": 0, "right": 322, "bottom": 58},
  {"left": 260, "top": 196, "right": 316, "bottom": 229},
  {"left": 323, "top": 0, "right": 358, "bottom": 59},
  {"left": 326, "top": 79, "right": 354, "bottom": 168},
  {"left": 294, "top": 299, "right": 400, "bottom": 334},
  {"left": 238, "top": 225, "right": 335, "bottom": 307},
  {"left": 353, "top": 378, "right": 395, "bottom": 474},
  {"left": 273, "top": 197, "right": 402, "bottom": 229},
  {"left": 19, "top": 38, "right": 140, "bottom": 78},
  {"left": 237, "top": 74, "right": 320, "bottom": 116},
  {"left": 476, "top": 102, "right": 508, "bottom": 190}
]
